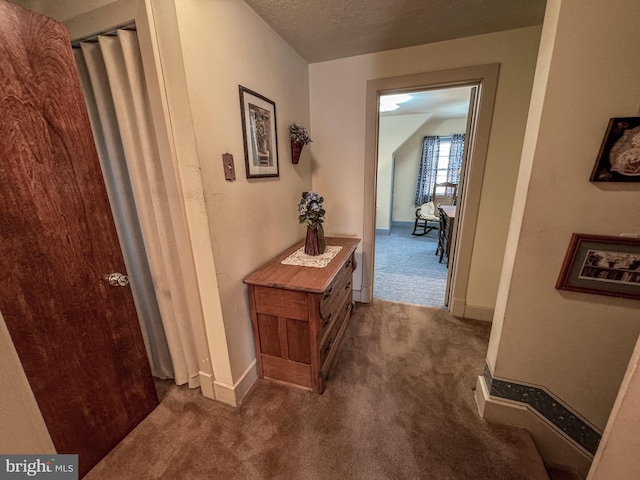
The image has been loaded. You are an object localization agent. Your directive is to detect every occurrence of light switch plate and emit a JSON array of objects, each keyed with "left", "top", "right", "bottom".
[{"left": 222, "top": 153, "right": 236, "bottom": 181}]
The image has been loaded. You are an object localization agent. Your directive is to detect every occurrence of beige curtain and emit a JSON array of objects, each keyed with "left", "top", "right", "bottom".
[{"left": 74, "top": 30, "right": 200, "bottom": 388}]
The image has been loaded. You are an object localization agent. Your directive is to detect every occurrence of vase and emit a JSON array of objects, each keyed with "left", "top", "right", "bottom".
[
  {"left": 304, "top": 224, "right": 325, "bottom": 256},
  {"left": 257, "top": 136, "right": 268, "bottom": 155},
  {"left": 291, "top": 140, "right": 304, "bottom": 164}
]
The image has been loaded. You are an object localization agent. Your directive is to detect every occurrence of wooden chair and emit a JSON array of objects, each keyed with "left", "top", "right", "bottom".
[
  {"left": 412, "top": 202, "right": 438, "bottom": 235},
  {"left": 433, "top": 182, "right": 458, "bottom": 208},
  {"left": 435, "top": 205, "right": 450, "bottom": 263},
  {"left": 412, "top": 182, "right": 458, "bottom": 236}
]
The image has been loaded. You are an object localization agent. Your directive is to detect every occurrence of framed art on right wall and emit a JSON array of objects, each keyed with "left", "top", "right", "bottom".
[
  {"left": 556, "top": 233, "right": 640, "bottom": 300},
  {"left": 590, "top": 116, "right": 640, "bottom": 182}
]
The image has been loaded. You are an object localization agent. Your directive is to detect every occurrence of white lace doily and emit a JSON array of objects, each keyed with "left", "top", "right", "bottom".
[{"left": 281, "top": 245, "right": 343, "bottom": 268}]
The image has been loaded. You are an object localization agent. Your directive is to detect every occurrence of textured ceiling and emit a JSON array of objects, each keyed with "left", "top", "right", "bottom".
[{"left": 244, "top": 0, "right": 546, "bottom": 63}]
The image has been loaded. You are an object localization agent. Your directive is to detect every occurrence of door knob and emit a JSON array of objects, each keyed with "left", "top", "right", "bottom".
[{"left": 105, "top": 272, "right": 129, "bottom": 287}]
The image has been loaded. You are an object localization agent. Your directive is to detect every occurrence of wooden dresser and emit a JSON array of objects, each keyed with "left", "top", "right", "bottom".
[{"left": 244, "top": 237, "right": 360, "bottom": 393}]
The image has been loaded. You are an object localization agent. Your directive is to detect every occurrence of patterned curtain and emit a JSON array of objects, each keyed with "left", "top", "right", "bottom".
[
  {"left": 446, "top": 133, "right": 465, "bottom": 184},
  {"left": 414, "top": 136, "right": 440, "bottom": 205}
]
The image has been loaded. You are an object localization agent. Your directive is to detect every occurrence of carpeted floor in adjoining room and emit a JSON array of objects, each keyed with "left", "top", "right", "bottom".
[
  {"left": 85, "top": 300, "right": 548, "bottom": 480},
  {"left": 375, "top": 226, "right": 448, "bottom": 308}
]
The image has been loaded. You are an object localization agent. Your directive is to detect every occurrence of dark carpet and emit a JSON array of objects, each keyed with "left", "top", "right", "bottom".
[
  {"left": 375, "top": 226, "right": 448, "bottom": 307},
  {"left": 85, "top": 300, "right": 548, "bottom": 480}
]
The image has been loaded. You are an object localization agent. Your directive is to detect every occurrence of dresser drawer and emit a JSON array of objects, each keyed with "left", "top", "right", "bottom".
[
  {"left": 253, "top": 286, "right": 308, "bottom": 320},
  {"left": 318, "top": 279, "right": 352, "bottom": 345},
  {"left": 321, "top": 255, "right": 353, "bottom": 301},
  {"left": 319, "top": 254, "right": 354, "bottom": 318},
  {"left": 319, "top": 301, "right": 353, "bottom": 379}
]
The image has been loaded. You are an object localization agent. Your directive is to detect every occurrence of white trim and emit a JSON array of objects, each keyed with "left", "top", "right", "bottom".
[
  {"left": 449, "top": 296, "right": 466, "bottom": 317},
  {"left": 463, "top": 304, "right": 494, "bottom": 322},
  {"left": 475, "top": 375, "right": 593, "bottom": 477},
  {"left": 146, "top": 0, "right": 231, "bottom": 386},
  {"left": 363, "top": 65, "right": 500, "bottom": 318},
  {"left": 64, "top": 1, "right": 139, "bottom": 41},
  {"left": 235, "top": 360, "right": 259, "bottom": 404},
  {"left": 213, "top": 360, "right": 259, "bottom": 407},
  {"left": 198, "top": 371, "right": 215, "bottom": 400},
  {"left": 358, "top": 286, "right": 371, "bottom": 303},
  {"left": 352, "top": 289, "right": 363, "bottom": 303}
]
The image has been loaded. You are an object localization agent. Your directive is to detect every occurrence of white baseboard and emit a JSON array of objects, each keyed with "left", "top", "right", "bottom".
[
  {"left": 359, "top": 285, "right": 372, "bottom": 303},
  {"left": 463, "top": 304, "right": 494, "bottom": 322},
  {"left": 234, "top": 360, "right": 258, "bottom": 404},
  {"left": 198, "top": 371, "right": 215, "bottom": 400},
  {"left": 475, "top": 375, "right": 593, "bottom": 477},
  {"left": 212, "top": 360, "right": 258, "bottom": 407},
  {"left": 449, "top": 297, "right": 466, "bottom": 317},
  {"left": 352, "top": 289, "right": 363, "bottom": 303}
]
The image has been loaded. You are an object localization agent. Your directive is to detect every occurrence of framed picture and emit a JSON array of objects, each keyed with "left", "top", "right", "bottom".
[
  {"left": 556, "top": 233, "right": 640, "bottom": 300},
  {"left": 239, "top": 86, "right": 279, "bottom": 178},
  {"left": 590, "top": 117, "right": 640, "bottom": 182}
]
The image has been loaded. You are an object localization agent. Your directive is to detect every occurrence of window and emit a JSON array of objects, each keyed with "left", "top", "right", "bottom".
[
  {"left": 434, "top": 137, "right": 452, "bottom": 195},
  {"left": 415, "top": 134, "right": 464, "bottom": 206}
]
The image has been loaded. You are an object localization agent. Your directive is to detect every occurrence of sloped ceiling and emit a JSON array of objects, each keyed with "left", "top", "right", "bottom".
[
  {"left": 12, "top": 0, "right": 547, "bottom": 64},
  {"left": 244, "top": 0, "right": 547, "bottom": 63}
]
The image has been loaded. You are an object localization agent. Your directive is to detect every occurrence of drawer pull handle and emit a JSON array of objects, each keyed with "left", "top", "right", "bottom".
[
  {"left": 345, "top": 260, "right": 351, "bottom": 268},
  {"left": 323, "top": 287, "right": 333, "bottom": 299},
  {"left": 344, "top": 281, "right": 351, "bottom": 291},
  {"left": 322, "top": 340, "right": 333, "bottom": 356},
  {"left": 321, "top": 313, "right": 332, "bottom": 328}
]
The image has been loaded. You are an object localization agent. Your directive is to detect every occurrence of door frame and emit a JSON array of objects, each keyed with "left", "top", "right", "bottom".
[
  {"left": 362, "top": 64, "right": 500, "bottom": 314},
  {"left": 375, "top": 89, "right": 473, "bottom": 306},
  {"left": 63, "top": 0, "right": 230, "bottom": 400},
  {"left": 389, "top": 153, "right": 395, "bottom": 231}
]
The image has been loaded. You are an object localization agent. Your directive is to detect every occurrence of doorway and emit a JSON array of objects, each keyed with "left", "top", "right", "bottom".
[
  {"left": 362, "top": 64, "right": 500, "bottom": 316},
  {"left": 374, "top": 87, "right": 472, "bottom": 307},
  {"left": 65, "top": 6, "right": 215, "bottom": 394}
]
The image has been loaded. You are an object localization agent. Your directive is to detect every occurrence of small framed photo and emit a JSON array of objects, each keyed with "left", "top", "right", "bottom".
[
  {"left": 556, "top": 233, "right": 640, "bottom": 300},
  {"left": 590, "top": 117, "right": 640, "bottom": 182},
  {"left": 239, "top": 86, "right": 279, "bottom": 178}
]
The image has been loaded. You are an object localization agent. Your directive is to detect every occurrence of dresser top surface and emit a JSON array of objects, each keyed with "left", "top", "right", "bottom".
[{"left": 243, "top": 237, "right": 360, "bottom": 293}]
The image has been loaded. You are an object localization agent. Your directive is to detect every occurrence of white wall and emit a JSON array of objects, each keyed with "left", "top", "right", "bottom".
[
  {"left": 376, "top": 113, "right": 429, "bottom": 230},
  {"left": 172, "top": 0, "right": 312, "bottom": 382},
  {"left": 589, "top": 332, "right": 640, "bottom": 479},
  {"left": 393, "top": 117, "right": 468, "bottom": 222},
  {"left": 489, "top": 0, "right": 640, "bottom": 432},
  {"left": 0, "top": 313, "right": 55, "bottom": 453},
  {"left": 309, "top": 26, "right": 541, "bottom": 311}
]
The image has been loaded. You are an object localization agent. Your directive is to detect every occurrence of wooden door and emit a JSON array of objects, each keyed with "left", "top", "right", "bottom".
[{"left": 0, "top": 2, "right": 158, "bottom": 476}]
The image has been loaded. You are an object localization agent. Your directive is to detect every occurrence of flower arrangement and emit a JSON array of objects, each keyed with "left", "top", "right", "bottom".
[
  {"left": 298, "top": 191, "right": 325, "bottom": 255},
  {"left": 298, "top": 191, "right": 325, "bottom": 228},
  {"left": 254, "top": 110, "right": 270, "bottom": 141},
  {"left": 289, "top": 123, "right": 313, "bottom": 145}
]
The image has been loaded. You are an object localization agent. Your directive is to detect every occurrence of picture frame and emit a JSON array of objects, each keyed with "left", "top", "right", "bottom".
[
  {"left": 238, "top": 86, "right": 279, "bottom": 178},
  {"left": 590, "top": 117, "right": 640, "bottom": 182},
  {"left": 556, "top": 233, "right": 640, "bottom": 300}
]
